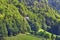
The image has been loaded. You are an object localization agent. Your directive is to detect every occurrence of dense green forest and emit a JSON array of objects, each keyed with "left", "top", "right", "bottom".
[{"left": 0, "top": 0, "right": 60, "bottom": 40}]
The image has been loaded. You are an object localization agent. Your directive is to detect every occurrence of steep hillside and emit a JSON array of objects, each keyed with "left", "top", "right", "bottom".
[
  {"left": 0, "top": 0, "right": 31, "bottom": 37},
  {"left": 0, "top": 0, "right": 60, "bottom": 40},
  {"left": 19, "top": 0, "right": 60, "bottom": 35},
  {"left": 48, "top": 0, "right": 60, "bottom": 13}
]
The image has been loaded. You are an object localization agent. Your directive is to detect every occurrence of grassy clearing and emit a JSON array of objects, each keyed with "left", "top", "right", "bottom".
[{"left": 4, "top": 34, "right": 41, "bottom": 40}]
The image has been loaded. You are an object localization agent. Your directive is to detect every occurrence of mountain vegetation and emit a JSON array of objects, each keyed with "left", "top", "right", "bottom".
[
  {"left": 48, "top": 0, "right": 60, "bottom": 13},
  {"left": 0, "top": 0, "right": 60, "bottom": 40}
]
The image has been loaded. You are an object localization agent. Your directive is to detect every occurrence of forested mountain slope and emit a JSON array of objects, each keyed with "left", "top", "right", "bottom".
[
  {"left": 48, "top": 0, "right": 60, "bottom": 13},
  {"left": 19, "top": 0, "right": 60, "bottom": 35},
  {"left": 0, "top": 0, "right": 60, "bottom": 40}
]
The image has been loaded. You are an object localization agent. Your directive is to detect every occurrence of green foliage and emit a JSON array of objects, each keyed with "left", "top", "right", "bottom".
[
  {"left": 0, "top": 0, "right": 31, "bottom": 37},
  {"left": 4, "top": 34, "right": 42, "bottom": 40},
  {"left": 0, "top": 0, "right": 60, "bottom": 40}
]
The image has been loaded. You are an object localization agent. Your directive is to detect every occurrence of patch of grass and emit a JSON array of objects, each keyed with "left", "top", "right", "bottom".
[{"left": 4, "top": 34, "right": 42, "bottom": 40}]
